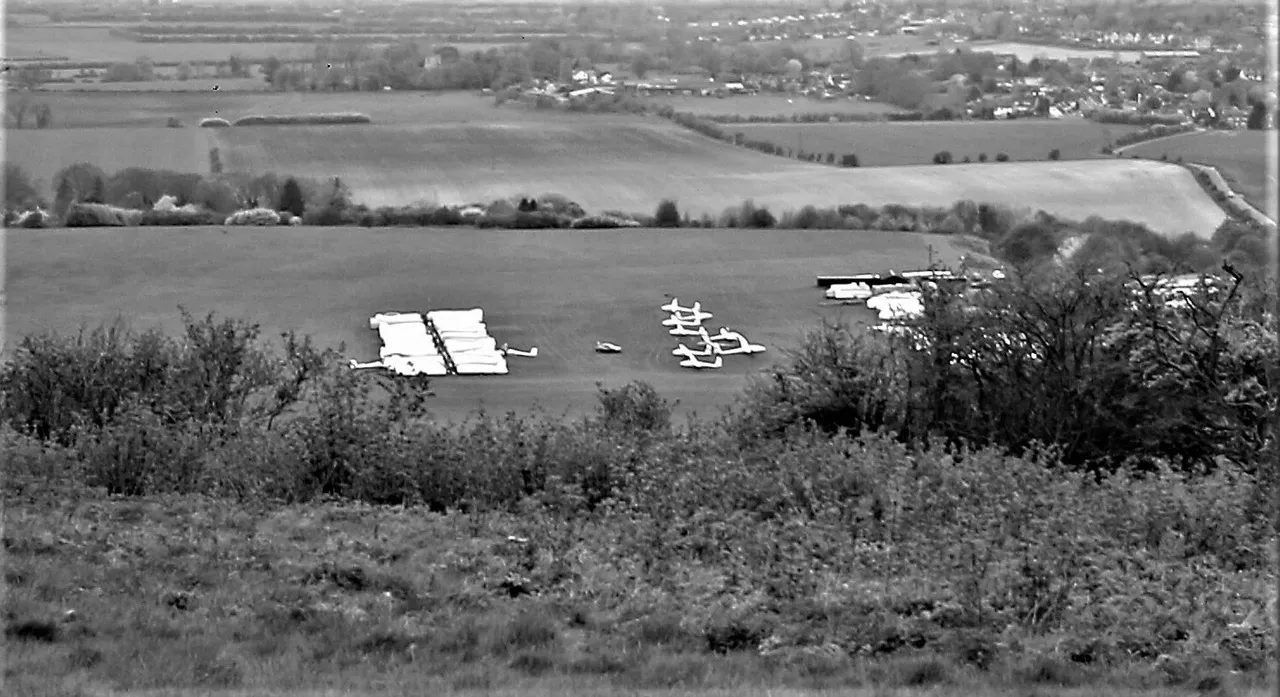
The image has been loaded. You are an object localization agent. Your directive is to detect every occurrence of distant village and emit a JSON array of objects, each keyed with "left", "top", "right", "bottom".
[{"left": 498, "top": 3, "right": 1273, "bottom": 130}]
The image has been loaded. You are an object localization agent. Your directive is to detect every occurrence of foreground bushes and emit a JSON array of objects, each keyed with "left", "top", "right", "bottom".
[{"left": 2, "top": 249, "right": 1276, "bottom": 681}]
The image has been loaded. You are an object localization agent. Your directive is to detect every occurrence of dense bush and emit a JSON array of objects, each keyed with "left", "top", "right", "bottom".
[
  {"left": 139, "top": 207, "right": 221, "bottom": 226},
  {"left": 1087, "top": 108, "right": 1185, "bottom": 127},
  {"left": 63, "top": 202, "right": 139, "bottom": 227},
  {"left": 232, "top": 112, "right": 372, "bottom": 126},
  {"left": 1111, "top": 123, "right": 1196, "bottom": 150},
  {"left": 995, "top": 152, "right": 1010, "bottom": 162},
  {"left": 654, "top": 199, "right": 680, "bottom": 227},
  {"left": 932, "top": 150, "right": 953, "bottom": 165},
  {"left": 225, "top": 208, "right": 282, "bottom": 225}
]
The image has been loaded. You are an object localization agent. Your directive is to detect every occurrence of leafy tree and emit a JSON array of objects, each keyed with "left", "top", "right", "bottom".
[
  {"left": 932, "top": 150, "right": 953, "bottom": 165},
  {"left": 631, "top": 52, "right": 654, "bottom": 79},
  {"left": 1246, "top": 101, "right": 1267, "bottom": 130},
  {"left": 33, "top": 103, "right": 53, "bottom": 129},
  {"left": 4, "top": 163, "right": 42, "bottom": 210},
  {"left": 54, "top": 176, "right": 75, "bottom": 218},
  {"left": 840, "top": 153, "right": 860, "bottom": 167},
  {"left": 654, "top": 199, "right": 680, "bottom": 227},
  {"left": 278, "top": 177, "right": 306, "bottom": 217},
  {"left": 1048, "top": 148, "right": 1061, "bottom": 160},
  {"left": 87, "top": 176, "right": 106, "bottom": 204}
]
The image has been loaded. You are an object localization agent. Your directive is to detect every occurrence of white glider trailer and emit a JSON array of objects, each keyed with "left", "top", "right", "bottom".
[{"left": 355, "top": 308, "right": 537, "bottom": 377}]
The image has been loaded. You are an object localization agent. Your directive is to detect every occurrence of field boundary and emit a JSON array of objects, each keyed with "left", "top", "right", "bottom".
[{"left": 1181, "top": 160, "right": 1276, "bottom": 228}]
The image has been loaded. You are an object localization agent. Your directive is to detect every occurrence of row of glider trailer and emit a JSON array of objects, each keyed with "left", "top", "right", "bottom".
[
  {"left": 661, "top": 297, "right": 766, "bottom": 370},
  {"left": 352, "top": 309, "right": 537, "bottom": 377},
  {"left": 817, "top": 268, "right": 1009, "bottom": 334}
]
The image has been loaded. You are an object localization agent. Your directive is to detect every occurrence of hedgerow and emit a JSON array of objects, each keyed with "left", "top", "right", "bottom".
[{"left": 232, "top": 112, "right": 373, "bottom": 126}]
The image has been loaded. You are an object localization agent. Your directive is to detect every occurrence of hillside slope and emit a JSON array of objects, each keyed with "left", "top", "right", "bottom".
[{"left": 213, "top": 119, "right": 1226, "bottom": 236}]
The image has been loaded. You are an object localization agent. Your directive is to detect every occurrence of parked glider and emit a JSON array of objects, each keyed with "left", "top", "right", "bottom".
[
  {"left": 662, "top": 312, "right": 712, "bottom": 328},
  {"left": 669, "top": 324, "right": 708, "bottom": 336},
  {"left": 716, "top": 334, "right": 766, "bottom": 355},
  {"left": 501, "top": 343, "right": 539, "bottom": 358},
  {"left": 672, "top": 341, "right": 720, "bottom": 359},
  {"left": 595, "top": 341, "right": 622, "bottom": 353},
  {"left": 660, "top": 298, "right": 701, "bottom": 314},
  {"left": 679, "top": 354, "right": 724, "bottom": 370}
]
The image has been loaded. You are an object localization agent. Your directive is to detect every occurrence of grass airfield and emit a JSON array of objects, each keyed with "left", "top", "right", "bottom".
[{"left": 3, "top": 225, "right": 960, "bottom": 421}]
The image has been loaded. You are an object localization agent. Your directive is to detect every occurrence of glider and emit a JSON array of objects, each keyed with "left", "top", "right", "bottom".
[
  {"left": 501, "top": 343, "right": 539, "bottom": 358},
  {"left": 660, "top": 298, "right": 700, "bottom": 314},
  {"left": 595, "top": 341, "right": 622, "bottom": 353},
  {"left": 662, "top": 313, "right": 712, "bottom": 328},
  {"left": 714, "top": 333, "right": 766, "bottom": 356},
  {"left": 679, "top": 354, "right": 723, "bottom": 370},
  {"left": 672, "top": 341, "right": 721, "bottom": 359},
  {"left": 825, "top": 282, "right": 874, "bottom": 301},
  {"left": 669, "top": 324, "right": 707, "bottom": 336}
]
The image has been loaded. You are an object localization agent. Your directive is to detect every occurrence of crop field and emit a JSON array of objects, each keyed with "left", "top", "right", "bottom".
[
  {"left": 730, "top": 119, "right": 1146, "bottom": 166},
  {"left": 2, "top": 25, "right": 318, "bottom": 63},
  {"left": 1124, "top": 129, "right": 1273, "bottom": 213},
  {"left": 39, "top": 76, "right": 273, "bottom": 92},
  {"left": 206, "top": 118, "right": 1221, "bottom": 235},
  {"left": 11, "top": 90, "right": 502, "bottom": 129},
  {"left": 645, "top": 93, "right": 902, "bottom": 118},
  {"left": 3, "top": 225, "right": 958, "bottom": 421},
  {"left": 3, "top": 128, "right": 217, "bottom": 198}
]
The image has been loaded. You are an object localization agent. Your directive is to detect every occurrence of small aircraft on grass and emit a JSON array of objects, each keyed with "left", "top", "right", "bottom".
[
  {"left": 595, "top": 341, "right": 623, "bottom": 353},
  {"left": 672, "top": 340, "right": 721, "bottom": 359},
  {"left": 500, "top": 343, "right": 539, "bottom": 358},
  {"left": 661, "top": 297, "right": 701, "bottom": 314},
  {"left": 678, "top": 354, "right": 723, "bottom": 370}
]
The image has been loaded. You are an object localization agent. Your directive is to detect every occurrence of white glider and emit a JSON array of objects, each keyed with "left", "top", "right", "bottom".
[
  {"left": 679, "top": 354, "right": 723, "bottom": 370},
  {"left": 672, "top": 341, "right": 720, "bottom": 359},
  {"left": 502, "top": 343, "right": 539, "bottom": 358},
  {"left": 669, "top": 324, "right": 708, "bottom": 336},
  {"left": 715, "top": 335, "right": 766, "bottom": 355},
  {"left": 660, "top": 298, "right": 700, "bottom": 314},
  {"left": 662, "top": 313, "right": 710, "bottom": 328},
  {"left": 595, "top": 341, "right": 622, "bottom": 353},
  {"left": 825, "top": 282, "right": 874, "bottom": 301}
]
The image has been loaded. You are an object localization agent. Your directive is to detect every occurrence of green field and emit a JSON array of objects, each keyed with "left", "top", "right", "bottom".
[
  {"left": 10, "top": 90, "right": 505, "bottom": 128},
  {"left": 39, "top": 76, "right": 273, "bottom": 92},
  {"left": 646, "top": 93, "right": 902, "bottom": 118},
  {"left": 2, "top": 25, "right": 317, "bottom": 63},
  {"left": 1124, "top": 129, "right": 1273, "bottom": 214},
  {"left": 730, "top": 119, "right": 1146, "bottom": 166},
  {"left": 3, "top": 128, "right": 218, "bottom": 196},
  {"left": 3, "top": 225, "right": 957, "bottom": 421}
]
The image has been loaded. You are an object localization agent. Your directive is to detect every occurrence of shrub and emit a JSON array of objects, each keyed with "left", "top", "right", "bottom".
[
  {"left": 840, "top": 153, "right": 860, "bottom": 167},
  {"left": 978, "top": 153, "right": 988, "bottom": 162},
  {"left": 139, "top": 208, "right": 221, "bottom": 226},
  {"left": 231, "top": 112, "right": 371, "bottom": 126},
  {"left": 534, "top": 193, "right": 585, "bottom": 218},
  {"left": 570, "top": 214, "right": 641, "bottom": 229},
  {"left": 166, "top": 116, "right": 184, "bottom": 128},
  {"left": 932, "top": 150, "right": 953, "bottom": 165},
  {"left": 1048, "top": 148, "right": 1061, "bottom": 160},
  {"left": 10, "top": 207, "right": 52, "bottom": 228},
  {"left": 224, "top": 208, "right": 281, "bottom": 226},
  {"left": 995, "top": 152, "right": 1010, "bottom": 162},
  {"left": 278, "top": 177, "right": 306, "bottom": 218},
  {"left": 199, "top": 117, "right": 232, "bottom": 128},
  {"left": 654, "top": 199, "right": 680, "bottom": 227},
  {"left": 62, "top": 202, "right": 135, "bottom": 227}
]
